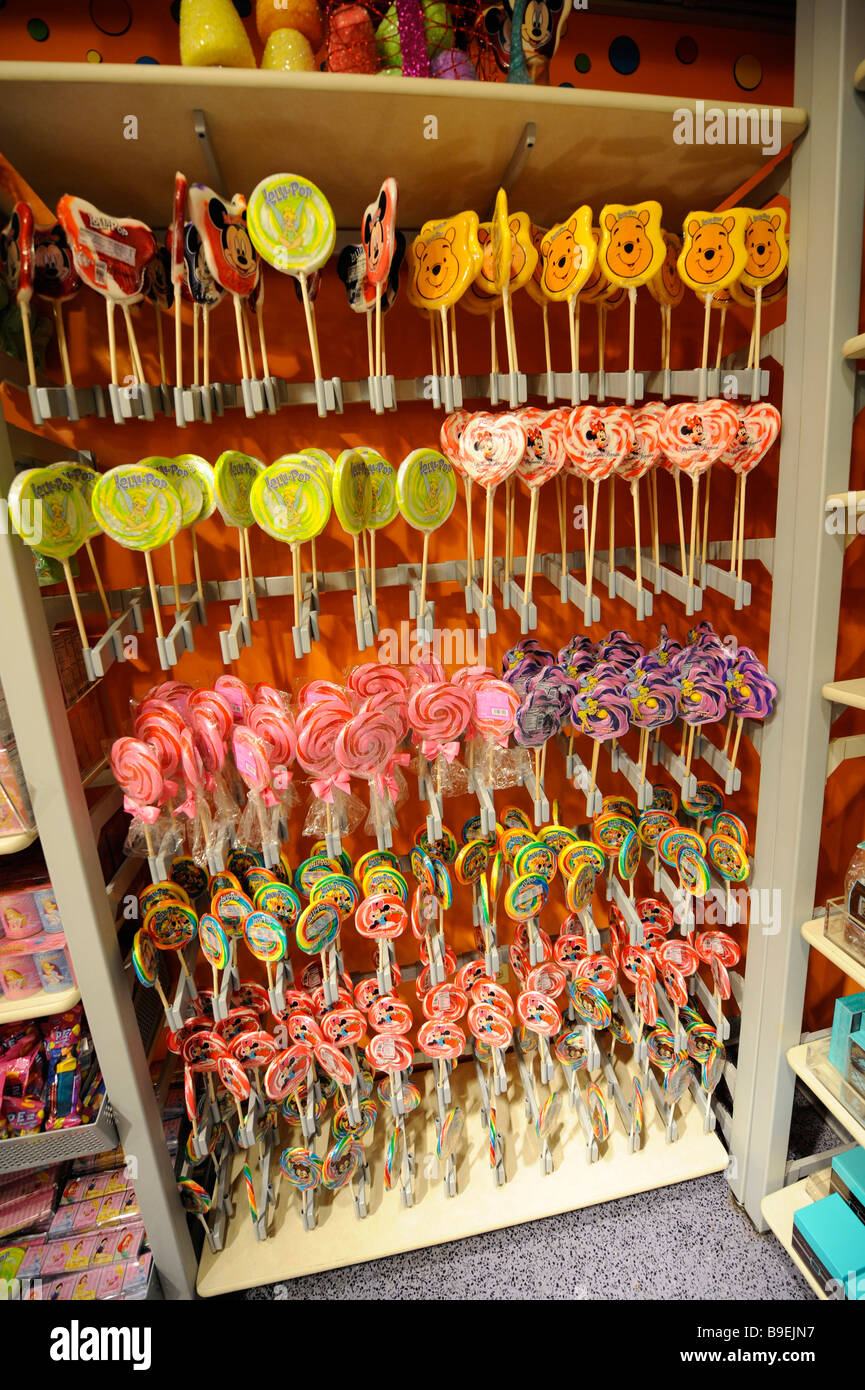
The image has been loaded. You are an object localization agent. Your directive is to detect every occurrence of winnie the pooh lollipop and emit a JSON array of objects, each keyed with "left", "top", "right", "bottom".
[
  {"left": 599, "top": 200, "right": 666, "bottom": 403},
  {"left": 539, "top": 207, "right": 595, "bottom": 401},
  {"left": 740, "top": 205, "right": 788, "bottom": 400},
  {"left": 678, "top": 209, "right": 749, "bottom": 400},
  {"left": 407, "top": 212, "right": 483, "bottom": 394}
]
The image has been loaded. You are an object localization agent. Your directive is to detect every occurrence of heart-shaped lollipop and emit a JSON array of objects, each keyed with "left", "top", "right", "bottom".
[
  {"left": 57, "top": 195, "right": 156, "bottom": 302},
  {"left": 720, "top": 402, "right": 780, "bottom": 476},
  {"left": 659, "top": 400, "right": 738, "bottom": 474}
]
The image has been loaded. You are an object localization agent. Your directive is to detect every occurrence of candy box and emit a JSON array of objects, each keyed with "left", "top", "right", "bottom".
[
  {"left": 104, "top": 1167, "right": 129, "bottom": 1195},
  {"left": 17, "top": 1238, "right": 47, "bottom": 1280},
  {"left": 42, "top": 1234, "right": 98, "bottom": 1276},
  {"left": 792, "top": 1193, "right": 865, "bottom": 1299},
  {"left": 32, "top": 887, "right": 62, "bottom": 933},
  {"left": 34, "top": 935, "right": 76, "bottom": 992},
  {"left": 846, "top": 1027, "right": 865, "bottom": 1104},
  {"left": 68, "top": 1270, "right": 99, "bottom": 1300},
  {"left": 830, "top": 1147, "right": 865, "bottom": 1226},
  {"left": 0, "top": 890, "right": 41, "bottom": 939},
  {"left": 123, "top": 1252, "right": 151, "bottom": 1297},
  {"left": 829, "top": 991, "right": 865, "bottom": 1073},
  {"left": 97, "top": 1262, "right": 126, "bottom": 1298},
  {"left": 0, "top": 945, "right": 41, "bottom": 1000},
  {"left": 96, "top": 1191, "right": 126, "bottom": 1225}
]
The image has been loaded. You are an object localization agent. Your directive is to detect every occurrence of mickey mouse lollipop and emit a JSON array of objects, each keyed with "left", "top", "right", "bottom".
[
  {"left": 188, "top": 184, "right": 260, "bottom": 393},
  {"left": 361, "top": 177, "right": 398, "bottom": 381}
]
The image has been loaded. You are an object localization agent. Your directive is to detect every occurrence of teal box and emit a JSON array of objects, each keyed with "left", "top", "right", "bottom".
[
  {"left": 831, "top": 1148, "right": 865, "bottom": 1226},
  {"left": 829, "top": 992, "right": 865, "bottom": 1072},
  {"left": 793, "top": 1193, "right": 865, "bottom": 1299}
]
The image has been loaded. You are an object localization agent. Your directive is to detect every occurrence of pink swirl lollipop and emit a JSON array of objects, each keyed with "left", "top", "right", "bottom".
[
  {"left": 452, "top": 665, "right": 496, "bottom": 689},
  {"left": 719, "top": 401, "right": 781, "bottom": 586},
  {"left": 253, "top": 683, "right": 286, "bottom": 708},
  {"left": 295, "top": 702, "right": 352, "bottom": 798},
  {"left": 347, "top": 663, "right": 408, "bottom": 701},
  {"left": 110, "top": 737, "right": 165, "bottom": 821},
  {"left": 188, "top": 688, "right": 234, "bottom": 740},
  {"left": 417, "top": 1020, "right": 465, "bottom": 1060},
  {"left": 406, "top": 658, "right": 446, "bottom": 691},
  {"left": 472, "top": 677, "right": 519, "bottom": 746},
  {"left": 298, "top": 679, "right": 353, "bottom": 711},
  {"left": 248, "top": 702, "right": 296, "bottom": 767},
  {"left": 408, "top": 681, "right": 472, "bottom": 761},
  {"left": 232, "top": 726, "right": 272, "bottom": 796},
  {"left": 214, "top": 675, "right": 254, "bottom": 724},
  {"left": 134, "top": 701, "right": 184, "bottom": 779},
  {"left": 618, "top": 403, "right": 664, "bottom": 483}
]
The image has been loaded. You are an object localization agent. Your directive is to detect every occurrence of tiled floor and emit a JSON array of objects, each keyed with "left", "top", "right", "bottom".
[{"left": 242, "top": 1093, "right": 833, "bottom": 1302}]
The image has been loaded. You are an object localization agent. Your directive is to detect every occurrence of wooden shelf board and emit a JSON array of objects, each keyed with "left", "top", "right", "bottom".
[
  {"left": 822, "top": 677, "right": 865, "bottom": 711},
  {"left": 0, "top": 63, "right": 808, "bottom": 232},
  {"left": 0, "top": 983, "right": 80, "bottom": 1024},
  {"left": 843, "top": 332, "right": 865, "bottom": 360},
  {"left": 801, "top": 917, "right": 865, "bottom": 990},
  {"left": 197, "top": 1053, "right": 727, "bottom": 1297},
  {"left": 0, "top": 828, "right": 38, "bottom": 855},
  {"left": 787, "top": 1039, "right": 865, "bottom": 1149},
  {"left": 855, "top": 58, "right": 865, "bottom": 93},
  {"left": 761, "top": 1175, "right": 829, "bottom": 1300}
]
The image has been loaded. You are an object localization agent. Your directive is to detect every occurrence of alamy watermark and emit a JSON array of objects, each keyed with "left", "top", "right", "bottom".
[
  {"left": 0, "top": 498, "right": 42, "bottom": 545},
  {"left": 377, "top": 621, "right": 486, "bottom": 669},
  {"left": 673, "top": 100, "right": 782, "bottom": 158},
  {"left": 669, "top": 884, "right": 782, "bottom": 935}
]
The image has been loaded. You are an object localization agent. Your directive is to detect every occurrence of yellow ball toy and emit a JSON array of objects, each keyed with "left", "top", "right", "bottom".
[{"left": 261, "top": 27, "right": 318, "bottom": 69}]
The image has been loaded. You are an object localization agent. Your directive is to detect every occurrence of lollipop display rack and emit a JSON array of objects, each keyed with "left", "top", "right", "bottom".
[{"left": 0, "top": 0, "right": 862, "bottom": 1305}]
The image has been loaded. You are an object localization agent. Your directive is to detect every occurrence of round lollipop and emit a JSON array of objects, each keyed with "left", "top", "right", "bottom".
[
  {"left": 91, "top": 464, "right": 183, "bottom": 650},
  {"left": 396, "top": 448, "right": 457, "bottom": 621},
  {"left": 247, "top": 173, "right": 335, "bottom": 402},
  {"left": 251, "top": 456, "right": 332, "bottom": 629},
  {"left": 7, "top": 466, "right": 92, "bottom": 649}
]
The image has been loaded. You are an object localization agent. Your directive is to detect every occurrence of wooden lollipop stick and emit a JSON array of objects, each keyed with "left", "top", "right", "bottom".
[
  {"left": 673, "top": 471, "right": 687, "bottom": 576},
  {"left": 429, "top": 313, "right": 438, "bottom": 379},
  {"left": 737, "top": 473, "right": 748, "bottom": 584},
  {"left": 173, "top": 284, "right": 183, "bottom": 387},
  {"left": 582, "top": 477, "right": 590, "bottom": 584},
  {"left": 106, "top": 299, "right": 119, "bottom": 385},
  {"left": 352, "top": 533, "right": 363, "bottom": 618},
  {"left": 153, "top": 304, "right": 167, "bottom": 385},
  {"left": 541, "top": 304, "right": 552, "bottom": 378},
  {"left": 143, "top": 549, "right": 165, "bottom": 643},
  {"left": 190, "top": 526, "right": 204, "bottom": 609},
  {"left": 488, "top": 309, "right": 498, "bottom": 380},
  {"left": 588, "top": 739, "right": 600, "bottom": 795},
  {"left": 557, "top": 474, "right": 568, "bottom": 577},
  {"left": 687, "top": 475, "right": 700, "bottom": 589},
  {"left": 502, "top": 286, "right": 515, "bottom": 376},
  {"left": 291, "top": 543, "right": 301, "bottom": 628},
  {"left": 729, "top": 474, "right": 741, "bottom": 574},
  {"left": 153, "top": 976, "right": 171, "bottom": 1016},
  {"left": 122, "top": 303, "right": 146, "bottom": 385},
  {"left": 256, "top": 298, "right": 270, "bottom": 379},
  {"left": 627, "top": 286, "right": 637, "bottom": 402},
  {"left": 244, "top": 529, "right": 256, "bottom": 612},
  {"left": 649, "top": 471, "right": 660, "bottom": 571},
  {"left": 597, "top": 303, "right": 606, "bottom": 400},
  {"left": 729, "top": 718, "right": 744, "bottom": 772},
  {"left": 608, "top": 475, "right": 616, "bottom": 587},
  {"left": 168, "top": 540, "right": 182, "bottom": 611},
  {"left": 18, "top": 301, "right": 37, "bottom": 387},
  {"left": 701, "top": 467, "right": 712, "bottom": 570},
  {"left": 751, "top": 286, "right": 763, "bottom": 399},
  {"left": 374, "top": 282, "right": 382, "bottom": 378},
  {"left": 202, "top": 305, "right": 211, "bottom": 390},
  {"left": 523, "top": 487, "right": 540, "bottom": 604},
  {"left": 238, "top": 527, "right": 249, "bottom": 623},
  {"left": 464, "top": 478, "right": 475, "bottom": 584},
  {"left": 192, "top": 303, "right": 200, "bottom": 387},
  {"left": 366, "top": 309, "right": 375, "bottom": 380},
  {"left": 233, "top": 294, "right": 251, "bottom": 380},
  {"left": 698, "top": 292, "right": 714, "bottom": 402},
  {"left": 586, "top": 479, "right": 600, "bottom": 602},
  {"left": 450, "top": 305, "right": 460, "bottom": 377},
  {"left": 61, "top": 558, "right": 88, "bottom": 649},
  {"left": 715, "top": 303, "right": 727, "bottom": 371},
  {"left": 419, "top": 531, "right": 430, "bottom": 617},
  {"left": 361, "top": 528, "right": 371, "bottom": 584},
  {"left": 84, "top": 540, "right": 111, "bottom": 623},
  {"left": 53, "top": 302, "right": 74, "bottom": 387},
  {"left": 631, "top": 481, "right": 642, "bottom": 595},
  {"left": 566, "top": 295, "right": 577, "bottom": 384},
  {"left": 439, "top": 307, "right": 451, "bottom": 377},
  {"left": 243, "top": 308, "right": 257, "bottom": 379}
]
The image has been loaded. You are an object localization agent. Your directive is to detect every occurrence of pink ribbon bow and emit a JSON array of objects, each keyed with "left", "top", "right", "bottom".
[
  {"left": 310, "top": 771, "right": 353, "bottom": 803},
  {"left": 421, "top": 739, "right": 460, "bottom": 764}
]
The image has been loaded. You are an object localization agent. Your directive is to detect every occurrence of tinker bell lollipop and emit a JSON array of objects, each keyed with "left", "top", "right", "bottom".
[
  {"left": 90, "top": 463, "right": 183, "bottom": 660},
  {"left": 214, "top": 451, "right": 264, "bottom": 630},
  {"left": 356, "top": 446, "right": 397, "bottom": 619},
  {"left": 331, "top": 449, "right": 372, "bottom": 638},
  {"left": 396, "top": 448, "right": 457, "bottom": 630},
  {"left": 247, "top": 174, "right": 336, "bottom": 416},
  {"left": 7, "top": 468, "right": 90, "bottom": 649},
  {"left": 250, "top": 456, "right": 332, "bottom": 633}
]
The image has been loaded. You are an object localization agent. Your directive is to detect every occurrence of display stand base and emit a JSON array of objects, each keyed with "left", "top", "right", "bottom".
[{"left": 197, "top": 1052, "right": 727, "bottom": 1296}]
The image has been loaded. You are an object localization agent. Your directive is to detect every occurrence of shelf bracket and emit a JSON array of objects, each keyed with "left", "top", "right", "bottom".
[
  {"left": 193, "top": 109, "right": 226, "bottom": 195},
  {"left": 487, "top": 121, "right": 536, "bottom": 217}
]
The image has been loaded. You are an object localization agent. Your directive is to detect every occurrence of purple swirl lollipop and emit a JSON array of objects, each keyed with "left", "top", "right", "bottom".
[
  {"left": 677, "top": 672, "right": 727, "bottom": 725},
  {"left": 725, "top": 656, "right": 778, "bottom": 719},
  {"left": 627, "top": 673, "right": 680, "bottom": 730},
  {"left": 514, "top": 689, "right": 563, "bottom": 747},
  {"left": 571, "top": 688, "right": 631, "bottom": 741}
]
